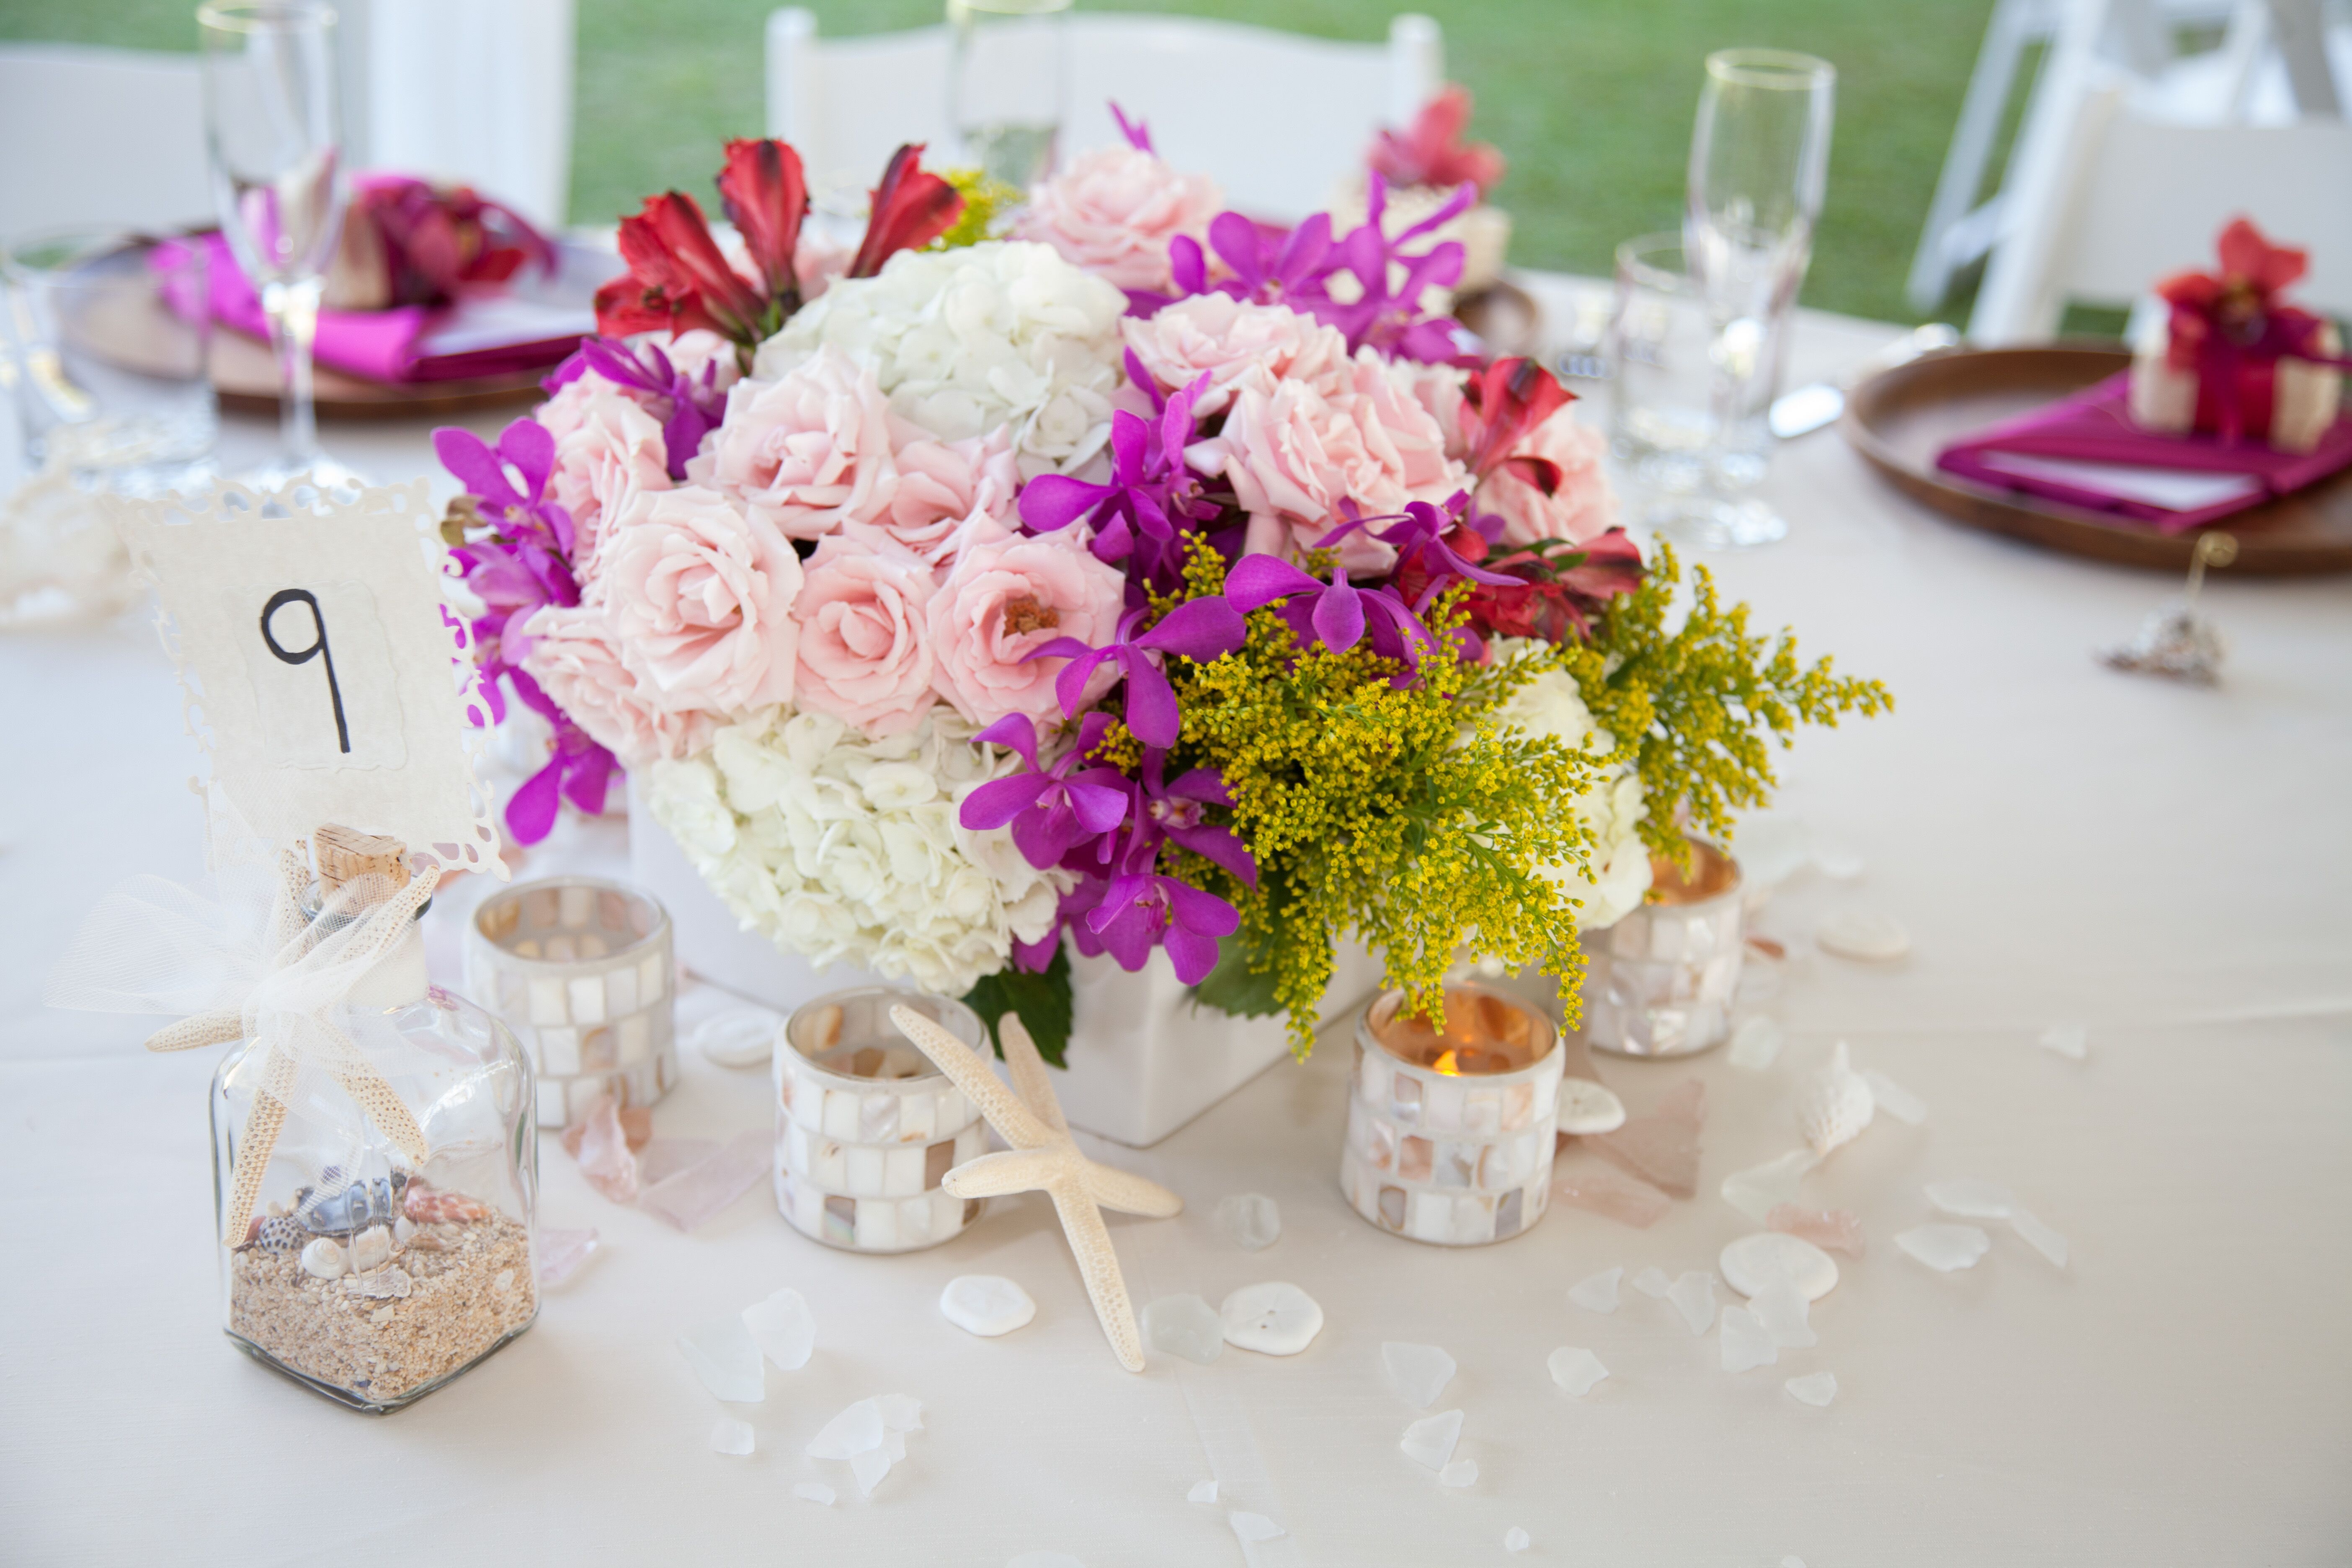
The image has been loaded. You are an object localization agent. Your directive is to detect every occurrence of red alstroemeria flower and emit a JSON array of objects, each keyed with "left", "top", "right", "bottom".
[
  {"left": 717, "top": 137, "right": 808, "bottom": 304},
  {"left": 594, "top": 191, "right": 769, "bottom": 345},
  {"left": 1368, "top": 84, "right": 1506, "bottom": 198},
  {"left": 848, "top": 144, "right": 965, "bottom": 279},
  {"left": 1459, "top": 356, "right": 1574, "bottom": 490}
]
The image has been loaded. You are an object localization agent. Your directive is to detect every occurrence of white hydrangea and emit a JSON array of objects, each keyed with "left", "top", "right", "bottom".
[
  {"left": 753, "top": 241, "right": 1130, "bottom": 480},
  {"left": 1487, "top": 638, "right": 1652, "bottom": 931},
  {"left": 642, "top": 706, "right": 1067, "bottom": 997}
]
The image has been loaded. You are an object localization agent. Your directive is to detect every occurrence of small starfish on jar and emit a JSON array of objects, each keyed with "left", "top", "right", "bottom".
[{"left": 890, "top": 1004, "right": 1182, "bottom": 1372}]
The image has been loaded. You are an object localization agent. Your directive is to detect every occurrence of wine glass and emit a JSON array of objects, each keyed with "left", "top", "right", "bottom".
[
  {"left": 1661, "top": 48, "right": 1835, "bottom": 549},
  {"left": 946, "top": 0, "right": 1070, "bottom": 191},
  {"left": 199, "top": 0, "right": 360, "bottom": 490}
]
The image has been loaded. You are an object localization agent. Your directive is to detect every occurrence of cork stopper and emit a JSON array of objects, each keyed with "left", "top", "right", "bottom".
[{"left": 314, "top": 823, "right": 411, "bottom": 894}]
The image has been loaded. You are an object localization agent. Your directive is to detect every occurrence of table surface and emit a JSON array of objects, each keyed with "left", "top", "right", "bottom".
[{"left": 4, "top": 279, "right": 2349, "bottom": 1568}]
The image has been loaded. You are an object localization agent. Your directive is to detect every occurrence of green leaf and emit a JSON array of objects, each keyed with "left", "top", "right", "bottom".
[
  {"left": 1186, "top": 927, "right": 1285, "bottom": 1019},
  {"left": 961, "top": 946, "right": 1073, "bottom": 1068}
]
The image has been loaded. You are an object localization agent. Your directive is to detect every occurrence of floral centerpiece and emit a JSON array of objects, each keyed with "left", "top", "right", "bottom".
[{"left": 440, "top": 118, "right": 1888, "bottom": 1062}]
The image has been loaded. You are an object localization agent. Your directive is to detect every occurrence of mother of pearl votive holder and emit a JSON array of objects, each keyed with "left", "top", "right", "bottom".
[
  {"left": 1577, "top": 840, "right": 1745, "bottom": 1057},
  {"left": 1340, "top": 983, "right": 1563, "bottom": 1246},
  {"left": 463, "top": 877, "right": 676, "bottom": 1129},
  {"left": 774, "top": 987, "right": 990, "bottom": 1254}
]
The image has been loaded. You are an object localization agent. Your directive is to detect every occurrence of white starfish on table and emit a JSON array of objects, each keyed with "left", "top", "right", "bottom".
[{"left": 890, "top": 1004, "right": 1181, "bottom": 1372}]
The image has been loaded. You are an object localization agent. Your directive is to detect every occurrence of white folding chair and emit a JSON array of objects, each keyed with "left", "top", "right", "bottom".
[
  {"left": 1968, "top": 0, "right": 2352, "bottom": 341},
  {"left": 0, "top": 46, "right": 212, "bottom": 238},
  {"left": 362, "top": 0, "right": 578, "bottom": 228},
  {"left": 766, "top": 8, "right": 1443, "bottom": 220}
]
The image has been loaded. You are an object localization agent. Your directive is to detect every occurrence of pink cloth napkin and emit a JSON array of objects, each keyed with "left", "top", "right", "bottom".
[
  {"left": 1934, "top": 371, "right": 2352, "bottom": 533},
  {"left": 157, "top": 231, "right": 598, "bottom": 384}
]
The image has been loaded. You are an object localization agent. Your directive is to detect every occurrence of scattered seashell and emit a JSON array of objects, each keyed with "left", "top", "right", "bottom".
[
  {"left": 1817, "top": 912, "right": 1910, "bottom": 961},
  {"left": 691, "top": 1008, "right": 781, "bottom": 1068},
  {"left": 348, "top": 1225, "right": 394, "bottom": 1273},
  {"left": 242, "top": 1215, "right": 306, "bottom": 1254},
  {"left": 296, "top": 1172, "right": 410, "bottom": 1236},
  {"left": 1797, "top": 1042, "right": 1875, "bottom": 1155},
  {"left": 1556, "top": 1078, "right": 1627, "bottom": 1135},
  {"left": 1219, "top": 1282, "right": 1324, "bottom": 1356},
  {"left": 300, "top": 1238, "right": 348, "bottom": 1279},
  {"left": 403, "top": 1184, "right": 489, "bottom": 1226},
  {"left": 1720, "top": 1231, "right": 1839, "bottom": 1301},
  {"left": 393, "top": 1217, "right": 416, "bottom": 1246}
]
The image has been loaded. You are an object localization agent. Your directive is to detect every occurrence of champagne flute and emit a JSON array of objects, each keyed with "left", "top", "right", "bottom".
[
  {"left": 1663, "top": 48, "right": 1834, "bottom": 549},
  {"left": 199, "top": 0, "right": 359, "bottom": 490},
  {"left": 946, "top": 0, "right": 1070, "bottom": 191}
]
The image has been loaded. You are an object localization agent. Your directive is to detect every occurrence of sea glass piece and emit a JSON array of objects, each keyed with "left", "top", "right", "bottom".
[
  {"left": 1728, "top": 1015, "right": 1785, "bottom": 1070},
  {"left": 1382, "top": 1341, "right": 1456, "bottom": 1408},
  {"left": 1667, "top": 1271, "right": 1718, "bottom": 1335},
  {"left": 792, "top": 1482, "right": 836, "bottom": 1505},
  {"left": 1218, "top": 1193, "right": 1282, "bottom": 1251},
  {"left": 849, "top": 1445, "right": 893, "bottom": 1498},
  {"left": 1750, "top": 1280, "right": 1817, "bottom": 1348},
  {"left": 1785, "top": 1372, "right": 1838, "bottom": 1408},
  {"left": 635, "top": 1137, "right": 718, "bottom": 1186},
  {"left": 639, "top": 1130, "right": 770, "bottom": 1233},
  {"left": 1767, "top": 1204, "right": 1866, "bottom": 1258},
  {"left": 1722, "top": 1148, "right": 1821, "bottom": 1224},
  {"left": 1862, "top": 1071, "right": 1927, "bottom": 1125},
  {"left": 1798, "top": 1042, "right": 1875, "bottom": 1155},
  {"left": 1896, "top": 1224, "right": 1991, "bottom": 1271},
  {"left": 1555, "top": 1165, "right": 1671, "bottom": 1228},
  {"left": 1439, "top": 1459, "right": 1478, "bottom": 1488},
  {"left": 743, "top": 1287, "right": 816, "bottom": 1371},
  {"left": 807, "top": 1398, "right": 885, "bottom": 1459},
  {"left": 535, "top": 1226, "right": 600, "bottom": 1287},
  {"left": 1400, "top": 1409, "right": 1464, "bottom": 1470},
  {"left": 1720, "top": 1305, "right": 1777, "bottom": 1371},
  {"left": 1229, "top": 1513, "right": 1285, "bottom": 1544},
  {"left": 941, "top": 1274, "right": 1036, "bottom": 1337},
  {"left": 1568, "top": 1266, "right": 1622, "bottom": 1313},
  {"left": 1720, "top": 1232, "right": 1839, "bottom": 1300},
  {"left": 1817, "top": 912, "right": 1911, "bottom": 961},
  {"left": 2039, "top": 1023, "right": 2088, "bottom": 1060},
  {"left": 692, "top": 1008, "right": 779, "bottom": 1068},
  {"left": 1505, "top": 1527, "right": 1531, "bottom": 1553},
  {"left": 1925, "top": 1178, "right": 2017, "bottom": 1220},
  {"left": 710, "top": 1418, "right": 755, "bottom": 1456},
  {"left": 1547, "top": 1346, "right": 1609, "bottom": 1396},
  {"left": 575, "top": 1095, "right": 640, "bottom": 1203},
  {"left": 2011, "top": 1210, "right": 2070, "bottom": 1267},
  {"left": 678, "top": 1316, "right": 764, "bottom": 1403},
  {"left": 1220, "top": 1282, "right": 1323, "bottom": 1356},
  {"left": 1631, "top": 1266, "right": 1673, "bottom": 1298},
  {"left": 1188, "top": 1480, "right": 1219, "bottom": 1504},
  {"left": 1591, "top": 1079, "right": 1705, "bottom": 1199},
  {"left": 1142, "top": 1295, "right": 1225, "bottom": 1364}
]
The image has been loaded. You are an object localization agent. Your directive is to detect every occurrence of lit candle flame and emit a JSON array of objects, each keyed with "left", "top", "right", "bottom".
[{"left": 1431, "top": 1048, "right": 1462, "bottom": 1076}]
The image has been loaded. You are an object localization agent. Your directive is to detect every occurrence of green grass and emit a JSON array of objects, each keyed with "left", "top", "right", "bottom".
[{"left": 6, "top": 0, "right": 2000, "bottom": 323}]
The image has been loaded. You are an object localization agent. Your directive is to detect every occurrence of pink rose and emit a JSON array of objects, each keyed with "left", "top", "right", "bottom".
[
  {"left": 1343, "top": 349, "right": 1467, "bottom": 504},
  {"left": 838, "top": 418, "right": 1019, "bottom": 566},
  {"left": 1478, "top": 408, "right": 1619, "bottom": 547},
  {"left": 518, "top": 604, "right": 713, "bottom": 768},
  {"left": 926, "top": 517, "right": 1125, "bottom": 726},
  {"left": 1014, "top": 145, "right": 1221, "bottom": 293},
  {"left": 1121, "top": 294, "right": 1352, "bottom": 416},
  {"left": 598, "top": 484, "right": 802, "bottom": 716},
  {"left": 1403, "top": 362, "right": 1473, "bottom": 464},
  {"left": 692, "top": 344, "right": 899, "bottom": 540},
  {"left": 790, "top": 534, "right": 939, "bottom": 736},
  {"left": 537, "top": 374, "right": 673, "bottom": 578},
  {"left": 654, "top": 328, "right": 745, "bottom": 397}
]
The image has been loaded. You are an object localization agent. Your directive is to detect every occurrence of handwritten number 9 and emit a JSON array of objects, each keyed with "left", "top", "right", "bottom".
[{"left": 260, "top": 588, "right": 350, "bottom": 754}]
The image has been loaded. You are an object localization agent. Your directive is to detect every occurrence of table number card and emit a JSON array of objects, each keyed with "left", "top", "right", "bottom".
[{"left": 112, "top": 478, "right": 502, "bottom": 873}]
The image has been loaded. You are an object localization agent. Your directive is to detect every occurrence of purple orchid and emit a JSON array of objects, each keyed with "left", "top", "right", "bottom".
[
  {"left": 436, "top": 418, "right": 580, "bottom": 669},
  {"left": 1083, "top": 838, "right": 1241, "bottom": 984},
  {"left": 502, "top": 670, "right": 619, "bottom": 842},
  {"left": 1224, "top": 552, "right": 1440, "bottom": 673},
  {"left": 1027, "top": 596, "right": 1246, "bottom": 749},
  {"left": 959, "top": 712, "right": 1132, "bottom": 869},
  {"left": 543, "top": 334, "right": 728, "bottom": 479},
  {"left": 1019, "top": 361, "right": 1216, "bottom": 585},
  {"left": 1137, "top": 751, "right": 1256, "bottom": 886},
  {"left": 1323, "top": 175, "right": 1479, "bottom": 364},
  {"left": 1331, "top": 497, "right": 1522, "bottom": 607},
  {"left": 1111, "top": 101, "right": 1155, "bottom": 153}
]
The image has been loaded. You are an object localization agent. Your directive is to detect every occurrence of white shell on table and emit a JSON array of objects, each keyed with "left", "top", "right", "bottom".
[
  {"left": 1818, "top": 912, "right": 1911, "bottom": 961},
  {"left": 692, "top": 1009, "right": 780, "bottom": 1068},
  {"left": 1556, "top": 1078, "right": 1626, "bottom": 1135},
  {"left": 1720, "top": 1231, "right": 1839, "bottom": 1300},
  {"left": 1798, "top": 1042, "right": 1875, "bottom": 1155},
  {"left": 1220, "top": 1282, "right": 1324, "bottom": 1356}
]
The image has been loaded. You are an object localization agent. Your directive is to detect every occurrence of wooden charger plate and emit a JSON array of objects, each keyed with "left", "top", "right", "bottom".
[
  {"left": 207, "top": 330, "right": 553, "bottom": 421},
  {"left": 1841, "top": 343, "right": 2352, "bottom": 576}
]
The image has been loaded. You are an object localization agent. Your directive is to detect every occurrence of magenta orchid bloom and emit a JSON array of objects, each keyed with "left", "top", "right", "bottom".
[
  {"left": 543, "top": 334, "right": 728, "bottom": 480},
  {"left": 1085, "top": 838, "right": 1241, "bottom": 984},
  {"left": 436, "top": 418, "right": 579, "bottom": 667},
  {"left": 1137, "top": 751, "right": 1256, "bottom": 886},
  {"left": 959, "top": 712, "right": 1132, "bottom": 868},
  {"left": 1019, "top": 362, "right": 1215, "bottom": 584},
  {"left": 1110, "top": 101, "right": 1155, "bottom": 153},
  {"left": 1027, "top": 596, "right": 1246, "bottom": 749},
  {"left": 1326, "top": 175, "right": 1478, "bottom": 364},
  {"left": 1224, "top": 551, "right": 1439, "bottom": 673},
  {"left": 502, "top": 670, "right": 618, "bottom": 842}
]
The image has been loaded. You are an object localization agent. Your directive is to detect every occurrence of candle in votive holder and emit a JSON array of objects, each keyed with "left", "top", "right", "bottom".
[
  {"left": 1578, "top": 839, "right": 1745, "bottom": 1057},
  {"left": 774, "top": 987, "right": 990, "bottom": 1254},
  {"left": 1339, "top": 983, "right": 1564, "bottom": 1246}
]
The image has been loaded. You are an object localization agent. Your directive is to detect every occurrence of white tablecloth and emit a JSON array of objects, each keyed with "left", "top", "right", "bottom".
[{"left": 5, "top": 285, "right": 2349, "bottom": 1567}]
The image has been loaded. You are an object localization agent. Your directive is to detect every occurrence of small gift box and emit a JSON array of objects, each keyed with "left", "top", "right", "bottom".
[
  {"left": 774, "top": 988, "right": 990, "bottom": 1253},
  {"left": 2129, "top": 218, "right": 2347, "bottom": 454}
]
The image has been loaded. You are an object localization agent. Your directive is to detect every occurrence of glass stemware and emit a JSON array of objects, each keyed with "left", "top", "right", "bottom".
[
  {"left": 945, "top": 0, "right": 1071, "bottom": 191},
  {"left": 198, "top": 0, "right": 360, "bottom": 490},
  {"left": 1659, "top": 48, "right": 1835, "bottom": 549}
]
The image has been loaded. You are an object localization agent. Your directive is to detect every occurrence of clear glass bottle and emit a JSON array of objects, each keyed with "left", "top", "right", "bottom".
[{"left": 211, "top": 834, "right": 536, "bottom": 1412}]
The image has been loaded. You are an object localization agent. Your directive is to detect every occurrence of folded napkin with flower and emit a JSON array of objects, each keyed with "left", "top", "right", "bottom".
[
  {"left": 156, "top": 174, "right": 617, "bottom": 383},
  {"left": 1937, "top": 218, "right": 2350, "bottom": 532}
]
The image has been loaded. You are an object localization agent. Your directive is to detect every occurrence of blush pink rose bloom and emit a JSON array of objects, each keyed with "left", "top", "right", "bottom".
[
  {"left": 837, "top": 417, "right": 1019, "bottom": 566},
  {"left": 789, "top": 535, "right": 939, "bottom": 736},
  {"left": 597, "top": 484, "right": 802, "bottom": 716},
  {"left": 1478, "top": 407, "right": 1619, "bottom": 547},
  {"left": 1015, "top": 145, "right": 1222, "bottom": 293},
  {"left": 537, "top": 374, "right": 673, "bottom": 580},
  {"left": 518, "top": 604, "right": 714, "bottom": 768},
  {"left": 655, "top": 328, "right": 745, "bottom": 396},
  {"left": 926, "top": 517, "right": 1125, "bottom": 726},
  {"left": 692, "top": 343, "right": 899, "bottom": 540},
  {"left": 1121, "top": 294, "right": 1352, "bottom": 416}
]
